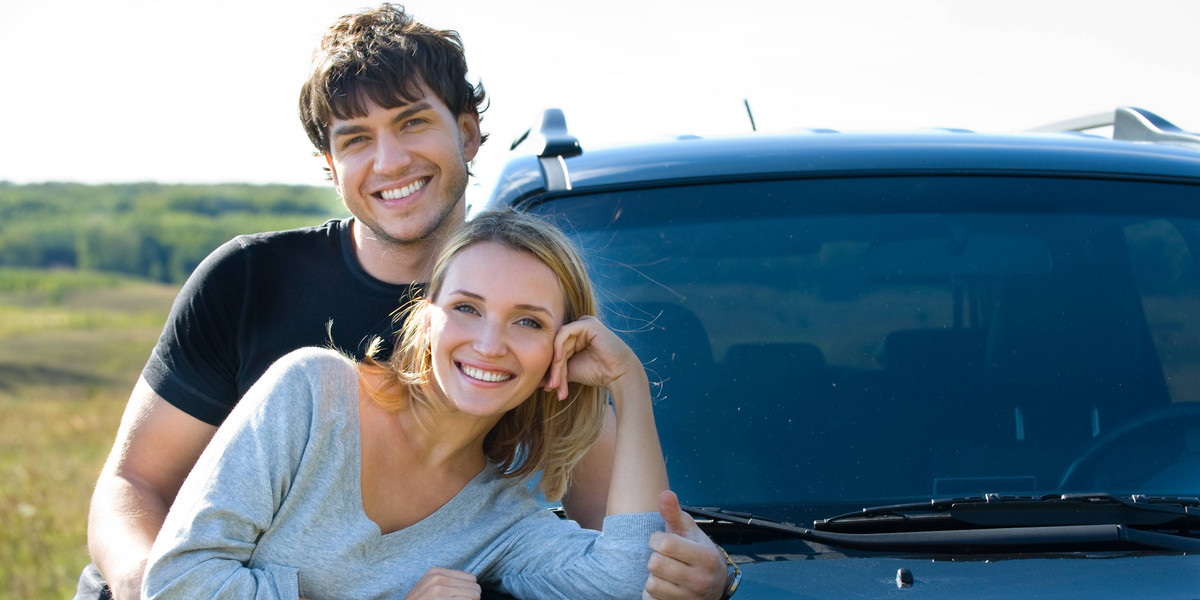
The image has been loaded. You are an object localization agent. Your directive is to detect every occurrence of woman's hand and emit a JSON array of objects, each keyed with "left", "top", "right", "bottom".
[
  {"left": 402, "top": 567, "right": 481, "bottom": 599},
  {"left": 548, "top": 316, "right": 666, "bottom": 516},
  {"left": 544, "top": 316, "right": 646, "bottom": 402}
]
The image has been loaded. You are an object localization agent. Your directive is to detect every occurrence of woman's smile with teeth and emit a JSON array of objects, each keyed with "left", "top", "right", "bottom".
[
  {"left": 380, "top": 177, "right": 427, "bottom": 200},
  {"left": 459, "top": 363, "right": 513, "bottom": 383}
]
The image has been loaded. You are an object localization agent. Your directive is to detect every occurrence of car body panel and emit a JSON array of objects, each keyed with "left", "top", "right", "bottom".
[
  {"left": 734, "top": 553, "right": 1200, "bottom": 599},
  {"left": 489, "top": 131, "right": 1200, "bottom": 208},
  {"left": 483, "top": 109, "right": 1200, "bottom": 598}
]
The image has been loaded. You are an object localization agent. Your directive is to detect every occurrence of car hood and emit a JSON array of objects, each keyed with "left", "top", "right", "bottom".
[{"left": 734, "top": 553, "right": 1200, "bottom": 599}]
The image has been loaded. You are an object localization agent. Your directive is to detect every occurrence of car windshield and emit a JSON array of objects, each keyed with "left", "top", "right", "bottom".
[{"left": 528, "top": 174, "right": 1200, "bottom": 526}]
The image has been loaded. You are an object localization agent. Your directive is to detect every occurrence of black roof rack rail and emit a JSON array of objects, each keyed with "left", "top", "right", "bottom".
[
  {"left": 510, "top": 108, "right": 582, "bottom": 192},
  {"left": 1030, "top": 106, "right": 1200, "bottom": 149},
  {"left": 510, "top": 108, "right": 582, "bottom": 158}
]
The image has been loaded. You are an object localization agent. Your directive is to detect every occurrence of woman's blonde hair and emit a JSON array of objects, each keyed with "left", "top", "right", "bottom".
[{"left": 361, "top": 209, "right": 607, "bottom": 501}]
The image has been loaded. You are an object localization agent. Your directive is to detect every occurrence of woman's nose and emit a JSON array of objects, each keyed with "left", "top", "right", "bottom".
[{"left": 472, "top": 319, "right": 508, "bottom": 357}]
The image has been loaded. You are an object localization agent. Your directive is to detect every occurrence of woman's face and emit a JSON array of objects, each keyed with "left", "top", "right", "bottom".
[{"left": 428, "top": 241, "right": 566, "bottom": 418}]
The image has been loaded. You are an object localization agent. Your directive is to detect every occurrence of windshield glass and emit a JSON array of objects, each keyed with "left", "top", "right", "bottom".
[{"left": 528, "top": 175, "right": 1200, "bottom": 526}]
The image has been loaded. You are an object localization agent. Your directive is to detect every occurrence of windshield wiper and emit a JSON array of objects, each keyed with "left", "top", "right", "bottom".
[
  {"left": 682, "top": 495, "right": 1200, "bottom": 553},
  {"left": 681, "top": 505, "right": 818, "bottom": 540},
  {"left": 814, "top": 493, "right": 1200, "bottom": 533}
]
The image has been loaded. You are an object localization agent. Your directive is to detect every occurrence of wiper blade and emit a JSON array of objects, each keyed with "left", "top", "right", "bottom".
[
  {"left": 815, "top": 493, "right": 1200, "bottom": 533},
  {"left": 682, "top": 505, "right": 812, "bottom": 539},
  {"left": 684, "top": 497, "right": 1200, "bottom": 553}
]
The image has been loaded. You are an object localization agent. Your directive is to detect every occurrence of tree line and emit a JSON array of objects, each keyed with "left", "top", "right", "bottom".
[{"left": 0, "top": 181, "right": 346, "bottom": 283}]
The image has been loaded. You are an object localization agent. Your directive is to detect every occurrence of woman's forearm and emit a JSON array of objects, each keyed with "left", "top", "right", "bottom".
[{"left": 604, "top": 370, "right": 669, "bottom": 515}]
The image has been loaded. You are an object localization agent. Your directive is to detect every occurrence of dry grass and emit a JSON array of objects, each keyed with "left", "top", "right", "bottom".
[{"left": 0, "top": 269, "right": 177, "bottom": 599}]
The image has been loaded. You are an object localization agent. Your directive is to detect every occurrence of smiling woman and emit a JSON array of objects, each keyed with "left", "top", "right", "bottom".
[
  {"left": 141, "top": 210, "right": 670, "bottom": 599},
  {"left": 427, "top": 243, "right": 564, "bottom": 417},
  {"left": 365, "top": 210, "right": 608, "bottom": 503}
]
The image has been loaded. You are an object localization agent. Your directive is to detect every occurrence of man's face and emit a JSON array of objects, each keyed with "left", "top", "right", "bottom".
[{"left": 326, "top": 84, "right": 481, "bottom": 248}]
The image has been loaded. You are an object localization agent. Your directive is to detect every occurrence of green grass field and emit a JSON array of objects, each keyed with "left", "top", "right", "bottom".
[{"left": 0, "top": 268, "right": 179, "bottom": 599}]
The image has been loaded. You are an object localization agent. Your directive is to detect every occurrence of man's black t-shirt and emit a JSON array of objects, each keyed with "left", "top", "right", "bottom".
[
  {"left": 142, "top": 217, "right": 422, "bottom": 425},
  {"left": 79, "top": 218, "right": 420, "bottom": 597}
]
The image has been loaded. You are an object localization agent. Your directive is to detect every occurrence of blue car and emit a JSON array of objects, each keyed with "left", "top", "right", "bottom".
[{"left": 483, "top": 107, "right": 1200, "bottom": 598}]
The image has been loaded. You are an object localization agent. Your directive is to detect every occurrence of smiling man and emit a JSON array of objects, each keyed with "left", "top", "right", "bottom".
[
  {"left": 77, "top": 4, "right": 730, "bottom": 600},
  {"left": 324, "top": 91, "right": 479, "bottom": 284}
]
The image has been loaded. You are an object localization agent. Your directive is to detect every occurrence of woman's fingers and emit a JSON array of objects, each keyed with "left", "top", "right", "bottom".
[
  {"left": 547, "top": 319, "right": 589, "bottom": 398},
  {"left": 403, "top": 567, "right": 480, "bottom": 599},
  {"left": 547, "top": 316, "right": 641, "bottom": 399}
]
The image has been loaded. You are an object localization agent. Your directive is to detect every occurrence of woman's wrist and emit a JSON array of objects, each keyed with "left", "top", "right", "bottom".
[{"left": 606, "top": 370, "right": 651, "bottom": 414}]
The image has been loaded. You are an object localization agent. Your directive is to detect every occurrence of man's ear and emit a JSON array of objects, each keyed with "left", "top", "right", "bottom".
[
  {"left": 459, "top": 113, "right": 482, "bottom": 162},
  {"left": 325, "top": 153, "right": 340, "bottom": 187}
]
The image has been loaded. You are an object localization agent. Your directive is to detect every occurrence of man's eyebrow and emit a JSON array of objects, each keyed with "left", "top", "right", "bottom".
[
  {"left": 392, "top": 101, "right": 433, "bottom": 124},
  {"left": 446, "top": 290, "right": 554, "bottom": 315},
  {"left": 331, "top": 122, "right": 369, "bottom": 138},
  {"left": 330, "top": 101, "right": 435, "bottom": 138}
]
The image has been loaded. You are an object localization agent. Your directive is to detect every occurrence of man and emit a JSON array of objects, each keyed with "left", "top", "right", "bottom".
[{"left": 78, "top": 4, "right": 732, "bottom": 599}]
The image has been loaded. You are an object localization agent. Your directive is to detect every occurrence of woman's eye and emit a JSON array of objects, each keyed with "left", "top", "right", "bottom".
[
  {"left": 517, "top": 317, "right": 543, "bottom": 329},
  {"left": 452, "top": 303, "right": 479, "bottom": 316}
]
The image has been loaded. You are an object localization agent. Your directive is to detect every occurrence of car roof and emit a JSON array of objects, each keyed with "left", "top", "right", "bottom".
[{"left": 485, "top": 108, "right": 1200, "bottom": 208}]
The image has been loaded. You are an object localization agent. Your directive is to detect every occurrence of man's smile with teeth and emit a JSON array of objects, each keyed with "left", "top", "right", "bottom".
[
  {"left": 459, "top": 363, "right": 513, "bottom": 383},
  {"left": 379, "top": 177, "right": 428, "bottom": 200}
]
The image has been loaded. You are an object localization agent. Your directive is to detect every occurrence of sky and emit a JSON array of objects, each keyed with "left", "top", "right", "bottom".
[{"left": 2, "top": 0, "right": 1198, "bottom": 208}]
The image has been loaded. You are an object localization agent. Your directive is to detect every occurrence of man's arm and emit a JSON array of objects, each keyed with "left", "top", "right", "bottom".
[
  {"left": 560, "top": 407, "right": 616, "bottom": 530},
  {"left": 646, "top": 491, "right": 728, "bottom": 600},
  {"left": 87, "top": 377, "right": 217, "bottom": 600}
]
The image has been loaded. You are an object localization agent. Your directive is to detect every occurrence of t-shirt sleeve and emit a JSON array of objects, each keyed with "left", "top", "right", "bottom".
[
  {"left": 142, "top": 349, "right": 335, "bottom": 600},
  {"left": 486, "top": 509, "right": 665, "bottom": 600},
  {"left": 142, "top": 236, "right": 249, "bottom": 425}
]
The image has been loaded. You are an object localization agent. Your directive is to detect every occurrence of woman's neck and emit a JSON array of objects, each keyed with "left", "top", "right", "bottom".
[
  {"left": 358, "top": 384, "right": 495, "bottom": 534},
  {"left": 358, "top": 368, "right": 495, "bottom": 472},
  {"left": 396, "top": 403, "right": 496, "bottom": 474}
]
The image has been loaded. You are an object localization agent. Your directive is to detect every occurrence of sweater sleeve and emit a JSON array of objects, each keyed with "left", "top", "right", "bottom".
[
  {"left": 142, "top": 348, "right": 341, "bottom": 600},
  {"left": 486, "top": 508, "right": 665, "bottom": 600}
]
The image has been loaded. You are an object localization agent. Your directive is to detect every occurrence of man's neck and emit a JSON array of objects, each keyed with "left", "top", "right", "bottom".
[{"left": 350, "top": 221, "right": 442, "bottom": 285}]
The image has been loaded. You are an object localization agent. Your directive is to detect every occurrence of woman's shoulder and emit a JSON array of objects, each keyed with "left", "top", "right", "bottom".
[
  {"left": 245, "top": 347, "right": 360, "bottom": 419},
  {"left": 267, "top": 346, "right": 358, "bottom": 379}
]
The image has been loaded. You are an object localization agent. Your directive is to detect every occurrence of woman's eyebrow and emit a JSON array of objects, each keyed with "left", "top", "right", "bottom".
[
  {"left": 514, "top": 304, "right": 554, "bottom": 315},
  {"left": 446, "top": 290, "right": 553, "bottom": 315}
]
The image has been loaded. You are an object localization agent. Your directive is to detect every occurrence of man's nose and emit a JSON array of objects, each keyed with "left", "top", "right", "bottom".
[{"left": 374, "top": 133, "right": 413, "bottom": 174}]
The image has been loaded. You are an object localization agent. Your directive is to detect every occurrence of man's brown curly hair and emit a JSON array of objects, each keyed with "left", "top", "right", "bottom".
[{"left": 299, "top": 3, "right": 489, "bottom": 156}]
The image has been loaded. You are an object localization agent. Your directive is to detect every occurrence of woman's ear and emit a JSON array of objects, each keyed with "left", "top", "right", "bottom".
[{"left": 422, "top": 304, "right": 433, "bottom": 343}]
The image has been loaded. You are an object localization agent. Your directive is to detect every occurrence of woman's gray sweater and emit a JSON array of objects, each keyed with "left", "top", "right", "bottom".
[{"left": 144, "top": 347, "right": 663, "bottom": 599}]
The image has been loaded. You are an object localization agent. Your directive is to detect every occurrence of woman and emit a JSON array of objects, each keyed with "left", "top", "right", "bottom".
[{"left": 142, "top": 210, "right": 669, "bottom": 599}]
